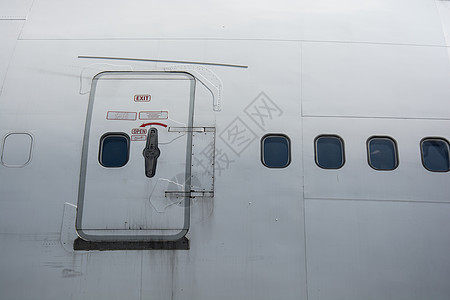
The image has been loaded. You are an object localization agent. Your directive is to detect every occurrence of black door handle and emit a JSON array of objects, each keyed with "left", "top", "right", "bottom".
[{"left": 142, "top": 128, "right": 161, "bottom": 178}]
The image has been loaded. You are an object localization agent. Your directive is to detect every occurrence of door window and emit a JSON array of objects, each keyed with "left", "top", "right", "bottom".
[{"left": 99, "top": 133, "right": 130, "bottom": 168}]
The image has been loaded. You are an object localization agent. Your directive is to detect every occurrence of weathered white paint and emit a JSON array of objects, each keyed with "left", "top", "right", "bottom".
[{"left": 1, "top": 0, "right": 450, "bottom": 299}]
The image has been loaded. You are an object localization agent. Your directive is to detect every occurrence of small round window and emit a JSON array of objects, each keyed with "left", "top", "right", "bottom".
[
  {"left": 261, "top": 134, "right": 291, "bottom": 168},
  {"left": 315, "top": 135, "right": 345, "bottom": 169},
  {"left": 420, "top": 138, "right": 450, "bottom": 172},
  {"left": 99, "top": 133, "right": 130, "bottom": 168}
]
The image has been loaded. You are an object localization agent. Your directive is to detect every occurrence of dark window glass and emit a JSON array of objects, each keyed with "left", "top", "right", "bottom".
[
  {"left": 261, "top": 134, "right": 291, "bottom": 168},
  {"left": 99, "top": 133, "right": 130, "bottom": 168},
  {"left": 421, "top": 138, "right": 450, "bottom": 172},
  {"left": 315, "top": 135, "right": 344, "bottom": 169},
  {"left": 367, "top": 137, "right": 398, "bottom": 170}
]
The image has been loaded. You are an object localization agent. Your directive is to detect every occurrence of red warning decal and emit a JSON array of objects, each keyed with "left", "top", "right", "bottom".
[
  {"left": 131, "top": 128, "right": 148, "bottom": 135},
  {"left": 131, "top": 135, "right": 147, "bottom": 141},
  {"left": 134, "top": 94, "right": 151, "bottom": 102}
]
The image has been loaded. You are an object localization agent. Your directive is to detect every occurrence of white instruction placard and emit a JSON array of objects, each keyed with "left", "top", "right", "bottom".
[
  {"left": 106, "top": 111, "right": 137, "bottom": 121},
  {"left": 139, "top": 111, "right": 168, "bottom": 120}
]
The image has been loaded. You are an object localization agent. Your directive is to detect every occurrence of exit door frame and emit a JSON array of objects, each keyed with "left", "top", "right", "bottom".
[{"left": 76, "top": 71, "right": 196, "bottom": 243}]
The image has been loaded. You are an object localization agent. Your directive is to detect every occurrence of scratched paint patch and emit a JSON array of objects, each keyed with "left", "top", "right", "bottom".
[
  {"left": 62, "top": 269, "right": 83, "bottom": 278},
  {"left": 219, "top": 117, "right": 257, "bottom": 156},
  {"left": 193, "top": 139, "right": 234, "bottom": 177},
  {"left": 244, "top": 92, "right": 283, "bottom": 130}
]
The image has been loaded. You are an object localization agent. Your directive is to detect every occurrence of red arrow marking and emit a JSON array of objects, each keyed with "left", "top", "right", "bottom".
[{"left": 140, "top": 122, "right": 168, "bottom": 128}]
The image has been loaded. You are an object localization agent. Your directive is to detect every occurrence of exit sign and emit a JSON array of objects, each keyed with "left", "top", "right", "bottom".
[{"left": 134, "top": 94, "right": 151, "bottom": 102}]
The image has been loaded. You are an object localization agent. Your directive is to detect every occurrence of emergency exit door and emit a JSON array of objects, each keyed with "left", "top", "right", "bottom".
[{"left": 76, "top": 71, "right": 202, "bottom": 242}]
